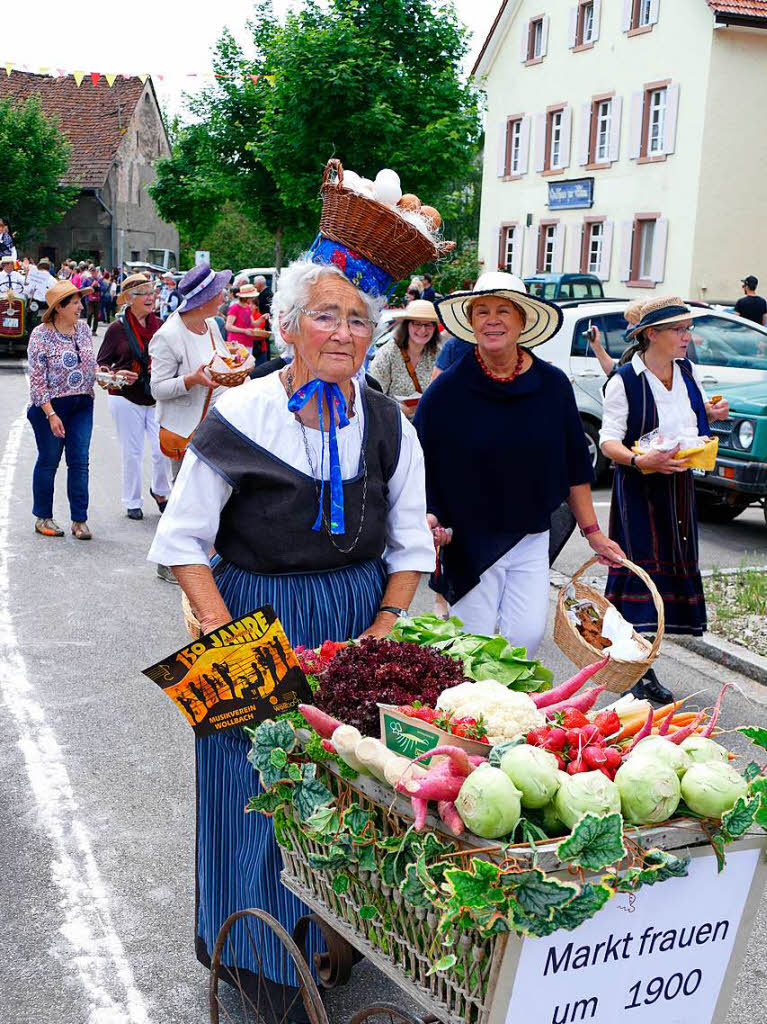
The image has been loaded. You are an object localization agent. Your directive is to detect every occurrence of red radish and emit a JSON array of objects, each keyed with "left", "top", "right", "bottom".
[
  {"left": 669, "top": 710, "right": 707, "bottom": 745},
  {"left": 544, "top": 685, "right": 607, "bottom": 717},
  {"left": 411, "top": 796, "right": 429, "bottom": 831},
  {"left": 583, "top": 746, "right": 609, "bottom": 770},
  {"left": 702, "top": 683, "right": 731, "bottom": 737},
  {"left": 532, "top": 657, "right": 610, "bottom": 708},
  {"left": 625, "top": 707, "right": 655, "bottom": 753},
  {"left": 321, "top": 739, "right": 337, "bottom": 755},
  {"left": 468, "top": 755, "right": 489, "bottom": 766},
  {"left": 437, "top": 800, "right": 465, "bottom": 836},
  {"left": 658, "top": 711, "right": 673, "bottom": 736},
  {"left": 604, "top": 747, "right": 623, "bottom": 770},
  {"left": 298, "top": 704, "right": 343, "bottom": 739},
  {"left": 396, "top": 767, "right": 466, "bottom": 803},
  {"left": 409, "top": 745, "right": 474, "bottom": 777}
]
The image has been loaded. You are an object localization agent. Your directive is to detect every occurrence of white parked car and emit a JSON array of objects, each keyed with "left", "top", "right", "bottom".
[{"left": 534, "top": 299, "right": 767, "bottom": 481}]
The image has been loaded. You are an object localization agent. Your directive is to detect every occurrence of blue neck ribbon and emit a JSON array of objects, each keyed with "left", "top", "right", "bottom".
[{"left": 287, "top": 379, "right": 350, "bottom": 535}]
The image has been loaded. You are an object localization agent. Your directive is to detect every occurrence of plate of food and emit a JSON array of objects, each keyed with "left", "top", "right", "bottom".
[{"left": 95, "top": 370, "right": 129, "bottom": 389}]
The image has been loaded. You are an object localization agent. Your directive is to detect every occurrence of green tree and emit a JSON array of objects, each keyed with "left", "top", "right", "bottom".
[
  {"left": 0, "top": 96, "right": 77, "bottom": 245},
  {"left": 150, "top": 0, "right": 480, "bottom": 268}
]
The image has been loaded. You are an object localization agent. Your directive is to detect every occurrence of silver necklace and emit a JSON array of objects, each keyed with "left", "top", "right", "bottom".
[{"left": 285, "top": 369, "right": 368, "bottom": 554}]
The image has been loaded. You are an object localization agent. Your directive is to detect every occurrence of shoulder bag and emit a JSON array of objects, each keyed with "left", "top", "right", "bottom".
[
  {"left": 398, "top": 346, "right": 424, "bottom": 394},
  {"left": 159, "top": 327, "right": 217, "bottom": 460}
]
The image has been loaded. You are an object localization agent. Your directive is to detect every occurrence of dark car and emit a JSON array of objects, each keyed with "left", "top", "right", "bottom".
[{"left": 523, "top": 273, "right": 605, "bottom": 301}]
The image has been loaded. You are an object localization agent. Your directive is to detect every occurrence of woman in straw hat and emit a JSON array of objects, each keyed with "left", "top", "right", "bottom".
[
  {"left": 26, "top": 280, "right": 98, "bottom": 539},
  {"left": 149, "top": 217, "right": 435, "bottom": 1017},
  {"left": 369, "top": 298, "right": 442, "bottom": 417},
  {"left": 415, "top": 271, "right": 625, "bottom": 656},
  {"left": 599, "top": 296, "right": 730, "bottom": 703},
  {"left": 225, "top": 281, "right": 260, "bottom": 348},
  {"left": 96, "top": 273, "right": 172, "bottom": 521}
]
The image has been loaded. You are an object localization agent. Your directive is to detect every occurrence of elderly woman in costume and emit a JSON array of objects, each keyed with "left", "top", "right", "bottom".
[
  {"left": 599, "top": 296, "right": 730, "bottom": 704},
  {"left": 369, "top": 299, "right": 442, "bottom": 417},
  {"left": 148, "top": 236, "right": 434, "bottom": 1015},
  {"left": 96, "top": 273, "right": 171, "bottom": 520},
  {"left": 415, "top": 272, "right": 625, "bottom": 657}
]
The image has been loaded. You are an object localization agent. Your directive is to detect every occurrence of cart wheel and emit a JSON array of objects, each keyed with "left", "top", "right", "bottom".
[
  {"left": 293, "top": 913, "right": 356, "bottom": 989},
  {"left": 209, "top": 908, "right": 329, "bottom": 1024},
  {"left": 348, "top": 1005, "right": 440, "bottom": 1024}
]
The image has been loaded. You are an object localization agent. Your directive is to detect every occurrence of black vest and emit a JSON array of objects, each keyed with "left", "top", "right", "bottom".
[{"left": 190, "top": 387, "right": 402, "bottom": 575}]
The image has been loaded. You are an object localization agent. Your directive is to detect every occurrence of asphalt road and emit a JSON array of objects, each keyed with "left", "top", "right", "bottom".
[{"left": 0, "top": 354, "right": 765, "bottom": 1024}]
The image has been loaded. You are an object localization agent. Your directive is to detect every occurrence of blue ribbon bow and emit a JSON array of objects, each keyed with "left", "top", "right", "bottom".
[{"left": 287, "top": 379, "right": 350, "bottom": 535}]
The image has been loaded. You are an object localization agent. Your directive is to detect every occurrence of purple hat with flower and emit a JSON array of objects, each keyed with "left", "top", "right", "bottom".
[{"left": 177, "top": 262, "right": 232, "bottom": 312}]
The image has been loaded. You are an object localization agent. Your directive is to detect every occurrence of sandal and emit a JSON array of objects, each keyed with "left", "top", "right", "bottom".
[
  {"left": 35, "top": 517, "right": 64, "bottom": 537},
  {"left": 150, "top": 490, "right": 168, "bottom": 514},
  {"left": 71, "top": 521, "right": 92, "bottom": 541}
]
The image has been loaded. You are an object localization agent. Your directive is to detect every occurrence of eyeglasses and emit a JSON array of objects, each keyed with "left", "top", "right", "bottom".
[
  {"left": 664, "top": 325, "right": 693, "bottom": 337},
  {"left": 131, "top": 289, "right": 154, "bottom": 298},
  {"left": 300, "top": 308, "right": 377, "bottom": 338},
  {"left": 409, "top": 322, "right": 434, "bottom": 333}
]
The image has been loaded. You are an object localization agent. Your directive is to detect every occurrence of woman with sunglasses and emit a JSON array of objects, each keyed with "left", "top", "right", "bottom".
[
  {"left": 369, "top": 299, "right": 442, "bottom": 417},
  {"left": 96, "top": 274, "right": 171, "bottom": 520},
  {"left": 599, "top": 296, "right": 730, "bottom": 704},
  {"left": 26, "top": 280, "right": 99, "bottom": 539}
]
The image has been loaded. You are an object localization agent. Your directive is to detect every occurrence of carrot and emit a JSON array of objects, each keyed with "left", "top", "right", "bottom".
[
  {"left": 614, "top": 702, "right": 679, "bottom": 742},
  {"left": 298, "top": 704, "right": 343, "bottom": 739},
  {"left": 544, "top": 685, "right": 607, "bottom": 717},
  {"left": 668, "top": 710, "right": 708, "bottom": 745},
  {"left": 626, "top": 707, "right": 655, "bottom": 753},
  {"left": 703, "top": 683, "right": 731, "bottom": 737},
  {"left": 533, "top": 656, "right": 610, "bottom": 708},
  {"left": 438, "top": 800, "right": 465, "bottom": 836}
]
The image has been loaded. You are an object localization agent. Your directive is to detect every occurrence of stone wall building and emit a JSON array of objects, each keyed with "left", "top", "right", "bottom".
[{"left": 0, "top": 72, "right": 178, "bottom": 269}]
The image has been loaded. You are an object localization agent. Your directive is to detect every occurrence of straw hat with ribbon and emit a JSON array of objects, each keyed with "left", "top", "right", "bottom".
[
  {"left": 624, "top": 295, "right": 704, "bottom": 340},
  {"left": 436, "top": 271, "right": 562, "bottom": 349},
  {"left": 116, "top": 272, "right": 151, "bottom": 306},
  {"left": 236, "top": 283, "right": 258, "bottom": 299},
  {"left": 42, "top": 280, "right": 91, "bottom": 323},
  {"left": 387, "top": 299, "right": 439, "bottom": 322}
]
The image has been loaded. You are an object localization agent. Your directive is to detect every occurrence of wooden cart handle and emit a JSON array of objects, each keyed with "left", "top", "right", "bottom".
[{"left": 569, "top": 556, "right": 665, "bottom": 658}]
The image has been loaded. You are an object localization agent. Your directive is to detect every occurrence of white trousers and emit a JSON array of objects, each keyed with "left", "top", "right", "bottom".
[
  {"left": 108, "top": 396, "right": 172, "bottom": 509},
  {"left": 450, "top": 531, "right": 550, "bottom": 657}
]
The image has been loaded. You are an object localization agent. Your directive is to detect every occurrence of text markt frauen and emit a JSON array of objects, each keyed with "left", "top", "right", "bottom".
[{"left": 544, "top": 919, "right": 729, "bottom": 975}]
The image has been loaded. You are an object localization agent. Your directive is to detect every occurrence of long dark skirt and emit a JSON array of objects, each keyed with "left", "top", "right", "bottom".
[
  {"left": 605, "top": 466, "right": 706, "bottom": 636},
  {"left": 195, "top": 557, "right": 387, "bottom": 984}
]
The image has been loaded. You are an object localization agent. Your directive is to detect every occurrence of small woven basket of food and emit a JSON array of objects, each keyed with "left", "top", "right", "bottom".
[
  {"left": 318, "top": 158, "right": 455, "bottom": 282},
  {"left": 553, "top": 557, "right": 664, "bottom": 692},
  {"left": 206, "top": 345, "right": 255, "bottom": 388}
]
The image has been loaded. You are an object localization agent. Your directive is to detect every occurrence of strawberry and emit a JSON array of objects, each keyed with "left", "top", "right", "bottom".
[
  {"left": 561, "top": 708, "right": 590, "bottom": 729},
  {"left": 593, "top": 709, "right": 622, "bottom": 738}
]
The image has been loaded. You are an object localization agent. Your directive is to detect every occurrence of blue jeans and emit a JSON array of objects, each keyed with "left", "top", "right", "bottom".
[{"left": 27, "top": 394, "right": 94, "bottom": 522}]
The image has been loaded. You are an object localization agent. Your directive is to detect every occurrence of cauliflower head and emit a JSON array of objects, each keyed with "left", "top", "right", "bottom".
[{"left": 437, "top": 679, "right": 544, "bottom": 744}]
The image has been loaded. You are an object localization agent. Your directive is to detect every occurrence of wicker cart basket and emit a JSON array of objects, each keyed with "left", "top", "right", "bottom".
[{"left": 553, "top": 556, "right": 664, "bottom": 693}]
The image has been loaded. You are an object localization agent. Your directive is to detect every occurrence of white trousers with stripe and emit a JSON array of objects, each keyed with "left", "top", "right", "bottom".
[
  {"left": 108, "top": 395, "right": 172, "bottom": 510},
  {"left": 450, "top": 531, "right": 550, "bottom": 657}
]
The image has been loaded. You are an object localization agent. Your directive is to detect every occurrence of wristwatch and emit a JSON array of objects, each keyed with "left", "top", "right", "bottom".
[
  {"left": 379, "top": 605, "right": 409, "bottom": 618},
  {"left": 630, "top": 454, "right": 639, "bottom": 469},
  {"left": 579, "top": 523, "right": 600, "bottom": 538}
]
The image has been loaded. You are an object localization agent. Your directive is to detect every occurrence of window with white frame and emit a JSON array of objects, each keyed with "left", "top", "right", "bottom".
[
  {"left": 549, "top": 110, "right": 563, "bottom": 169},
  {"left": 625, "top": 0, "right": 659, "bottom": 33},
  {"left": 500, "top": 225, "right": 518, "bottom": 273},
  {"left": 541, "top": 224, "right": 557, "bottom": 272},
  {"left": 532, "top": 17, "right": 544, "bottom": 58},
  {"left": 647, "top": 87, "right": 667, "bottom": 155},
  {"left": 595, "top": 100, "right": 612, "bottom": 162},
  {"left": 509, "top": 119, "right": 523, "bottom": 174},
  {"left": 638, "top": 219, "right": 656, "bottom": 279},
  {"left": 582, "top": 1, "right": 595, "bottom": 42},
  {"left": 587, "top": 222, "right": 604, "bottom": 274},
  {"left": 638, "top": 0, "right": 653, "bottom": 26}
]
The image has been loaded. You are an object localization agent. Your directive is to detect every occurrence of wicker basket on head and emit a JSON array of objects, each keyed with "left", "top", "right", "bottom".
[
  {"left": 182, "top": 591, "right": 203, "bottom": 639},
  {"left": 318, "top": 159, "right": 455, "bottom": 281},
  {"left": 553, "top": 557, "right": 664, "bottom": 693}
]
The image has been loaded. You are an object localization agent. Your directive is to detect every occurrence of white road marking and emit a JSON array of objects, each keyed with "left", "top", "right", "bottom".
[{"left": 0, "top": 407, "right": 150, "bottom": 1024}]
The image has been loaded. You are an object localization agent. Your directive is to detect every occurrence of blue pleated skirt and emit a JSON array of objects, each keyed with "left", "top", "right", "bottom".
[{"left": 195, "top": 557, "right": 387, "bottom": 984}]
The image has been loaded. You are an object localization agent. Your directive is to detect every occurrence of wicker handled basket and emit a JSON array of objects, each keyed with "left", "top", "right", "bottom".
[
  {"left": 205, "top": 362, "right": 252, "bottom": 388},
  {"left": 182, "top": 591, "right": 203, "bottom": 639},
  {"left": 318, "top": 158, "right": 455, "bottom": 281},
  {"left": 553, "top": 557, "right": 665, "bottom": 693}
]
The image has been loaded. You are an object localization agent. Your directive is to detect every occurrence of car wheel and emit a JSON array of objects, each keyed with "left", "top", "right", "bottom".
[
  {"left": 696, "top": 492, "right": 750, "bottom": 524},
  {"left": 582, "top": 419, "right": 608, "bottom": 482}
]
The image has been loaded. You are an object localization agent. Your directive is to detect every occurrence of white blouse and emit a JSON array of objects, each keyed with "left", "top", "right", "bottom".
[
  {"left": 599, "top": 354, "right": 709, "bottom": 447},
  {"left": 148, "top": 370, "right": 436, "bottom": 575}
]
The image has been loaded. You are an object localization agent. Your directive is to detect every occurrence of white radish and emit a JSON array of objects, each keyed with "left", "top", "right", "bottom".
[{"left": 331, "top": 725, "right": 368, "bottom": 774}]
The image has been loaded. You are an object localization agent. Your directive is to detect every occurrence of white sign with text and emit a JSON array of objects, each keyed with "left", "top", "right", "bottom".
[{"left": 504, "top": 847, "right": 760, "bottom": 1024}]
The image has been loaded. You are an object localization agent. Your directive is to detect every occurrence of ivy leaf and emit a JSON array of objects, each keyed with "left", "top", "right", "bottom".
[
  {"left": 744, "top": 761, "right": 763, "bottom": 783},
  {"left": 343, "top": 804, "right": 377, "bottom": 839},
  {"left": 710, "top": 830, "right": 727, "bottom": 873},
  {"left": 306, "top": 842, "right": 353, "bottom": 871},
  {"left": 519, "top": 817, "right": 549, "bottom": 844},
  {"left": 722, "top": 794, "right": 760, "bottom": 839},
  {"left": 551, "top": 882, "right": 614, "bottom": 932},
  {"left": 356, "top": 844, "right": 377, "bottom": 871},
  {"left": 303, "top": 805, "right": 338, "bottom": 835},
  {"left": 748, "top": 777, "right": 767, "bottom": 830},
  {"left": 421, "top": 832, "right": 455, "bottom": 862},
  {"left": 427, "top": 954, "right": 457, "bottom": 976},
  {"left": 292, "top": 763, "right": 333, "bottom": 821},
  {"left": 248, "top": 719, "right": 297, "bottom": 788},
  {"left": 400, "top": 862, "right": 431, "bottom": 907},
  {"left": 617, "top": 848, "right": 690, "bottom": 891},
  {"left": 507, "top": 869, "right": 579, "bottom": 916},
  {"left": 332, "top": 872, "right": 350, "bottom": 895},
  {"left": 557, "top": 813, "right": 626, "bottom": 872},
  {"left": 245, "top": 790, "right": 285, "bottom": 815},
  {"left": 444, "top": 859, "right": 504, "bottom": 909},
  {"left": 359, "top": 904, "right": 378, "bottom": 921},
  {"left": 738, "top": 726, "right": 767, "bottom": 752},
  {"left": 288, "top": 762, "right": 302, "bottom": 782}
]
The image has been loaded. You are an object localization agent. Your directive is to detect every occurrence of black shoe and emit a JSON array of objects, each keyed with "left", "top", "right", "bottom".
[
  {"left": 150, "top": 490, "right": 168, "bottom": 514},
  {"left": 126, "top": 508, "right": 143, "bottom": 520},
  {"left": 629, "top": 669, "right": 674, "bottom": 706}
]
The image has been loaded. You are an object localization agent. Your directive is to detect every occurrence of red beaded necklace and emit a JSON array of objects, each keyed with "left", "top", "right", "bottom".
[{"left": 475, "top": 344, "right": 525, "bottom": 383}]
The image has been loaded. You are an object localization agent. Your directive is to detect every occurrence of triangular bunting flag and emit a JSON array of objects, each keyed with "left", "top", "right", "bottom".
[
  {"left": 138, "top": 73, "right": 148, "bottom": 83},
  {"left": 121, "top": 73, "right": 132, "bottom": 80},
  {"left": 4, "top": 64, "right": 12, "bottom": 77},
  {"left": 250, "top": 74, "right": 259, "bottom": 84},
  {"left": 56, "top": 68, "right": 67, "bottom": 78},
  {"left": 38, "top": 67, "right": 50, "bottom": 76},
  {"left": 105, "top": 73, "right": 117, "bottom": 87},
  {"left": 90, "top": 72, "right": 100, "bottom": 86},
  {"left": 265, "top": 75, "right": 276, "bottom": 86},
  {"left": 73, "top": 71, "right": 85, "bottom": 87}
]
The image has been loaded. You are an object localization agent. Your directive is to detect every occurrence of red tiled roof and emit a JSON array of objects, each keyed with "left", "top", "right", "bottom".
[
  {"left": 707, "top": 0, "right": 767, "bottom": 18},
  {"left": 0, "top": 72, "right": 146, "bottom": 188}
]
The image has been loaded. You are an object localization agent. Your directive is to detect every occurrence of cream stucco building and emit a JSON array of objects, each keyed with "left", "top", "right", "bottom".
[{"left": 474, "top": 0, "right": 767, "bottom": 302}]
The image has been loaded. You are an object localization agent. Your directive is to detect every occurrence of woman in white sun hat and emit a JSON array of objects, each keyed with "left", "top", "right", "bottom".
[{"left": 414, "top": 271, "right": 624, "bottom": 655}]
